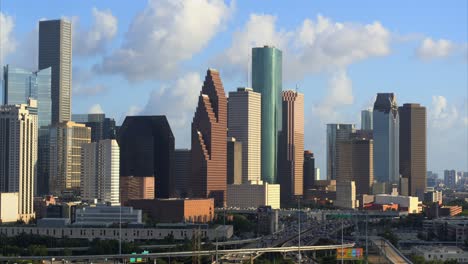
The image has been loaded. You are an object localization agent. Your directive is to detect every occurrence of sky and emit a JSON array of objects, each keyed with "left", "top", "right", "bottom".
[{"left": 1, "top": 0, "right": 467, "bottom": 178}]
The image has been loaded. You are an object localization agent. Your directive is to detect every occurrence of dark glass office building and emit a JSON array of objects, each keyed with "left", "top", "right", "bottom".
[
  {"left": 118, "top": 116, "right": 175, "bottom": 199},
  {"left": 72, "top": 113, "right": 117, "bottom": 142}
]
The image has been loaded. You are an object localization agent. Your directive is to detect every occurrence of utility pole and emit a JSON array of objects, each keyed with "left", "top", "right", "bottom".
[
  {"left": 298, "top": 197, "right": 301, "bottom": 263},
  {"left": 365, "top": 212, "right": 369, "bottom": 264}
]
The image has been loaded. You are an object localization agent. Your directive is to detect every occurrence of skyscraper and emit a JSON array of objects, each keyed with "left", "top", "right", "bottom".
[
  {"left": 227, "top": 87, "right": 261, "bottom": 183},
  {"left": 326, "top": 124, "right": 356, "bottom": 180},
  {"left": 279, "top": 90, "right": 304, "bottom": 204},
  {"left": 72, "top": 113, "right": 117, "bottom": 142},
  {"left": 81, "top": 139, "right": 120, "bottom": 206},
  {"left": 39, "top": 19, "right": 72, "bottom": 124},
  {"left": 361, "top": 109, "right": 373, "bottom": 130},
  {"left": 444, "top": 170, "right": 457, "bottom": 189},
  {"left": 252, "top": 46, "right": 282, "bottom": 184},
  {"left": 2, "top": 65, "right": 52, "bottom": 195},
  {"left": 49, "top": 121, "right": 91, "bottom": 196},
  {"left": 174, "top": 149, "right": 191, "bottom": 198},
  {"left": 373, "top": 93, "right": 400, "bottom": 185},
  {"left": 118, "top": 116, "right": 175, "bottom": 199},
  {"left": 191, "top": 69, "right": 227, "bottom": 207},
  {"left": 303, "top": 151, "right": 315, "bottom": 195},
  {"left": 227, "top": 138, "right": 242, "bottom": 185},
  {"left": 399, "top": 103, "right": 427, "bottom": 199},
  {"left": 0, "top": 100, "right": 38, "bottom": 222}
]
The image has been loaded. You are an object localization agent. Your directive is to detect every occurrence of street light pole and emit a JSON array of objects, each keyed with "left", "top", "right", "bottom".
[{"left": 298, "top": 197, "right": 301, "bottom": 263}]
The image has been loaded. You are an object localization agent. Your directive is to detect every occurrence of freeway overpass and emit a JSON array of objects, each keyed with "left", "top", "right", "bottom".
[{"left": 370, "top": 237, "right": 413, "bottom": 264}]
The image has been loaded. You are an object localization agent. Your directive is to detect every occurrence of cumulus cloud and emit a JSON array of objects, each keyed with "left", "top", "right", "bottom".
[
  {"left": 0, "top": 12, "right": 17, "bottom": 63},
  {"left": 416, "top": 38, "right": 453, "bottom": 60},
  {"left": 217, "top": 14, "right": 390, "bottom": 81},
  {"left": 429, "top": 95, "right": 460, "bottom": 129},
  {"left": 142, "top": 72, "right": 203, "bottom": 146},
  {"left": 73, "top": 67, "right": 108, "bottom": 96},
  {"left": 74, "top": 8, "right": 118, "bottom": 56},
  {"left": 95, "top": 0, "right": 234, "bottom": 81},
  {"left": 88, "top": 104, "right": 104, "bottom": 114}
]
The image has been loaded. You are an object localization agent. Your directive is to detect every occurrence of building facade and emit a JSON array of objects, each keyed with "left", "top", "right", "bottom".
[
  {"left": 49, "top": 121, "right": 91, "bottom": 196},
  {"left": 252, "top": 46, "right": 282, "bottom": 184},
  {"left": 118, "top": 116, "right": 175, "bottom": 199},
  {"left": 444, "top": 170, "right": 457, "bottom": 189},
  {"left": 279, "top": 91, "right": 304, "bottom": 204},
  {"left": 227, "top": 180, "right": 280, "bottom": 209},
  {"left": 361, "top": 109, "right": 373, "bottom": 130},
  {"left": 191, "top": 69, "right": 228, "bottom": 207},
  {"left": 120, "top": 176, "right": 155, "bottom": 204},
  {"left": 227, "top": 138, "right": 242, "bottom": 185},
  {"left": 81, "top": 139, "right": 120, "bottom": 206},
  {"left": 326, "top": 124, "right": 356, "bottom": 180},
  {"left": 303, "top": 151, "right": 315, "bottom": 195},
  {"left": 0, "top": 101, "right": 38, "bottom": 222},
  {"left": 399, "top": 103, "right": 427, "bottom": 199},
  {"left": 174, "top": 149, "right": 191, "bottom": 198},
  {"left": 227, "top": 87, "right": 261, "bottom": 183},
  {"left": 72, "top": 113, "right": 117, "bottom": 142},
  {"left": 373, "top": 93, "right": 400, "bottom": 185},
  {"left": 335, "top": 181, "right": 357, "bottom": 209},
  {"left": 38, "top": 19, "right": 72, "bottom": 125}
]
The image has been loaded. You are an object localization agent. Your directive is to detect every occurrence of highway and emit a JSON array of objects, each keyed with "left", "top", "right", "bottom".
[{"left": 370, "top": 237, "right": 413, "bottom": 264}]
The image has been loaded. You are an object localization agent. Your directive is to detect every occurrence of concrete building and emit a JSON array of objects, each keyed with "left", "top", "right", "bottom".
[
  {"left": 374, "top": 194, "right": 419, "bottom": 213},
  {"left": 127, "top": 198, "right": 214, "bottom": 223},
  {"left": 74, "top": 205, "right": 142, "bottom": 226},
  {"left": 303, "top": 151, "right": 315, "bottom": 194},
  {"left": 424, "top": 188, "right": 442, "bottom": 205},
  {"left": 118, "top": 115, "right": 175, "bottom": 199},
  {"left": 335, "top": 181, "right": 357, "bottom": 209},
  {"left": 49, "top": 121, "right": 91, "bottom": 196},
  {"left": 412, "top": 246, "right": 468, "bottom": 263},
  {"left": 373, "top": 93, "right": 400, "bottom": 185},
  {"left": 191, "top": 69, "right": 228, "bottom": 207},
  {"left": 81, "top": 139, "right": 120, "bottom": 206},
  {"left": 326, "top": 124, "right": 355, "bottom": 180},
  {"left": 252, "top": 46, "right": 282, "bottom": 184},
  {"left": 72, "top": 113, "right": 117, "bottom": 142},
  {"left": 174, "top": 149, "right": 191, "bottom": 198},
  {"left": 0, "top": 101, "right": 38, "bottom": 222},
  {"left": 0, "top": 224, "right": 232, "bottom": 242},
  {"left": 361, "top": 109, "right": 373, "bottom": 130},
  {"left": 120, "top": 176, "right": 155, "bottom": 204},
  {"left": 227, "top": 87, "right": 261, "bottom": 183},
  {"left": 444, "top": 170, "right": 457, "bottom": 189},
  {"left": 399, "top": 103, "right": 427, "bottom": 199},
  {"left": 257, "top": 206, "right": 279, "bottom": 235},
  {"left": 38, "top": 19, "right": 72, "bottom": 125},
  {"left": 279, "top": 90, "right": 304, "bottom": 205},
  {"left": 226, "top": 180, "right": 280, "bottom": 209},
  {"left": 0, "top": 193, "right": 19, "bottom": 223},
  {"left": 227, "top": 138, "right": 242, "bottom": 185}
]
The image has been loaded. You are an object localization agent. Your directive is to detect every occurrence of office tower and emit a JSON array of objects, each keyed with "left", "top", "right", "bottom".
[
  {"left": 120, "top": 176, "right": 155, "bottom": 204},
  {"left": 174, "top": 149, "right": 191, "bottom": 198},
  {"left": 118, "top": 116, "right": 175, "bottom": 199},
  {"left": 191, "top": 69, "right": 227, "bottom": 207},
  {"left": 227, "top": 181, "right": 280, "bottom": 209},
  {"left": 373, "top": 93, "right": 399, "bottom": 185},
  {"left": 49, "top": 121, "right": 91, "bottom": 196},
  {"left": 72, "top": 114, "right": 117, "bottom": 142},
  {"left": 444, "top": 170, "right": 457, "bottom": 189},
  {"left": 81, "top": 139, "right": 120, "bottom": 206},
  {"left": 2, "top": 65, "right": 52, "bottom": 195},
  {"left": 336, "top": 135, "right": 374, "bottom": 196},
  {"left": 427, "top": 171, "right": 438, "bottom": 188},
  {"left": 303, "top": 151, "right": 315, "bottom": 194},
  {"left": 315, "top": 168, "right": 320, "bottom": 181},
  {"left": 227, "top": 87, "right": 261, "bottom": 183},
  {"left": 252, "top": 46, "right": 282, "bottom": 184},
  {"left": 227, "top": 138, "right": 242, "bottom": 185},
  {"left": 326, "top": 124, "right": 356, "bottom": 180},
  {"left": 335, "top": 181, "right": 357, "bottom": 209},
  {"left": 278, "top": 90, "right": 304, "bottom": 204},
  {"left": 38, "top": 19, "right": 72, "bottom": 124},
  {"left": 361, "top": 109, "right": 373, "bottom": 130},
  {"left": 0, "top": 100, "right": 38, "bottom": 222},
  {"left": 399, "top": 103, "right": 427, "bottom": 199}
]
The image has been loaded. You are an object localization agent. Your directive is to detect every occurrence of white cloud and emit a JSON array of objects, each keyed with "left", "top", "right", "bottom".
[
  {"left": 0, "top": 12, "right": 17, "bottom": 64},
  {"left": 88, "top": 104, "right": 104, "bottom": 114},
  {"left": 416, "top": 38, "right": 453, "bottom": 60},
  {"left": 217, "top": 14, "right": 390, "bottom": 81},
  {"left": 429, "top": 95, "right": 459, "bottom": 129},
  {"left": 74, "top": 8, "right": 118, "bottom": 56},
  {"left": 142, "top": 72, "right": 203, "bottom": 147},
  {"left": 95, "top": 0, "right": 234, "bottom": 81},
  {"left": 73, "top": 67, "right": 108, "bottom": 96}
]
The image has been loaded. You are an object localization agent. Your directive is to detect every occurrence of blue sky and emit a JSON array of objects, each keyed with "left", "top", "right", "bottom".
[{"left": 1, "top": 0, "right": 467, "bottom": 177}]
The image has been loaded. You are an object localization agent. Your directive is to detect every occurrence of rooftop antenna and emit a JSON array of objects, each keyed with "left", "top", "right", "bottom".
[{"left": 295, "top": 84, "right": 299, "bottom": 94}]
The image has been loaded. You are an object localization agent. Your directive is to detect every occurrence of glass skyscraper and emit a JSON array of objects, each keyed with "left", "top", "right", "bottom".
[
  {"left": 373, "top": 93, "right": 400, "bottom": 185},
  {"left": 252, "top": 46, "right": 282, "bottom": 184}
]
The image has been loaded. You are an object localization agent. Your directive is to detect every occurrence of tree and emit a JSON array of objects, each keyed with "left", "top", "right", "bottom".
[
  {"left": 410, "top": 255, "right": 426, "bottom": 264},
  {"left": 27, "top": 245, "right": 47, "bottom": 256}
]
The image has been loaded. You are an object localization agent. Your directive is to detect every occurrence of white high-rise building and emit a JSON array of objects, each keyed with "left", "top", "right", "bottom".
[
  {"left": 0, "top": 100, "right": 38, "bottom": 222},
  {"left": 228, "top": 87, "right": 261, "bottom": 183},
  {"left": 81, "top": 139, "right": 120, "bottom": 206}
]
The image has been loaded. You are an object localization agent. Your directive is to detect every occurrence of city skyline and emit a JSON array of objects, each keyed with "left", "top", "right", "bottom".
[{"left": 0, "top": 0, "right": 466, "bottom": 176}]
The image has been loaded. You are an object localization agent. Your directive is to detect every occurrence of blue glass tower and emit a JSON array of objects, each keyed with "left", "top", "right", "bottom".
[{"left": 252, "top": 46, "right": 282, "bottom": 183}]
